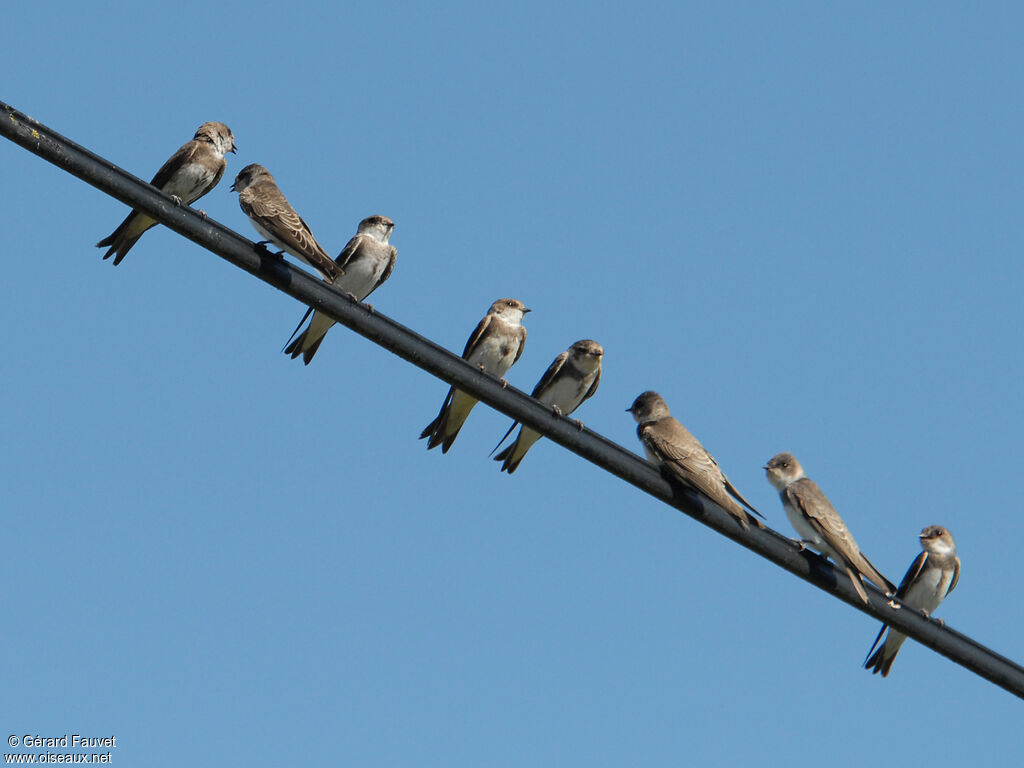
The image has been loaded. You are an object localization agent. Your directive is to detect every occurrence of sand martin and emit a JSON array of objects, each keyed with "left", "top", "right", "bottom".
[
  {"left": 864, "top": 525, "right": 960, "bottom": 676},
  {"left": 492, "top": 339, "right": 603, "bottom": 473},
  {"left": 231, "top": 164, "right": 340, "bottom": 281},
  {"left": 764, "top": 452, "right": 895, "bottom": 603},
  {"left": 628, "top": 391, "right": 764, "bottom": 530},
  {"left": 282, "top": 215, "right": 397, "bottom": 364},
  {"left": 96, "top": 121, "right": 235, "bottom": 265},
  {"left": 420, "top": 298, "right": 530, "bottom": 453}
]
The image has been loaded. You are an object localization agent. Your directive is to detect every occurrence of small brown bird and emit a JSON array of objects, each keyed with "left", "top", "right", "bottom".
[
  {"left": 231, "top": 163, "right": 340, "bottom": 281},
  {"left": 865, "top": 525, "right": 960, "bottom": 676},
  {"left": 283, "top": 215, "right": 397, "bottom": 364},
  {"left": 421, "top": 299, "right": 529, "bottom": 453},
  {"left": 627, "top": 391, "right": 764, "bottom": 530},
  {"left": 492, "top": 339, "right": 603, "bottom": 473},
  {"left": 765, "top": 451, "right": 895, "bottom": 603},
  {"left": 97, "top": 121, "right": 236, "bottom": 265}
]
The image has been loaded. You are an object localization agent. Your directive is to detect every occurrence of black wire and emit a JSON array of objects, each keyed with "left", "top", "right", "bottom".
[{"left": 3, "top": 100, "right": 1022, "bottom": 699}]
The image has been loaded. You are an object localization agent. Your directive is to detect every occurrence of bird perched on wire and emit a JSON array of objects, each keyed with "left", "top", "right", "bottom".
[
  {"left": 421, "top": 298, "right": 529, "bottom": 453},
  {"left": 96, "top": 121, "right": 236, "bottom": 265},
  {"left": 231, "top": 163, "right": 340, "bottom": 281},
  {"left": 492, "top": 339, "right": 603, "bottom": 473},
  {"left": 864, "top": 525, "right": 960, "bottom": 676},
  {"left": 764, "top": 452, "right": 894, "bottom": 603},
  {"left": 628, "top": 391, "right": 764, "bottom": 530},
  {"left": 282, "top": 215, "right": 397, "bottom": 364}
]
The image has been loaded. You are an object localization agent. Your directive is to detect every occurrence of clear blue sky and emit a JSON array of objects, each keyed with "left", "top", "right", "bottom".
[{"left": 3, "top": 2, "right": 1022, "bottom": 765}]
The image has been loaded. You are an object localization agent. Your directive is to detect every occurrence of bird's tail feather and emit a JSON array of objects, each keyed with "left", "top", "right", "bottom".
[
  {"left": 845, "top": 565, "right": 869, "bottom": 604},
  {"left": 863, "top": 623, "right": 888, "bottom": 668},
  {"left": 282, "top": 306, "right": 315, "bottom": 353},
  {"left": 420, "top": 388, "right": 456, "bottom": 450},
  {"left": 302, "top": 336, "right": 325, "bottom": 365},
  {"left": 860, "top": 554, "right": 896, "bottom": 595},
  {"left": 284, "top": 330, "right": 306, "bottom": 359},
  {"left": 490, "top": 422, "right": 519, "bottom": 457},
  {"left": 864, "top": 633, "right": 903, "bottom": 677},
  {"left": 493, "top": 441, "right": 523, "bottom": 474},
  {"left": 96, "top": 212, "right": 155, "bottom": 265}
]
